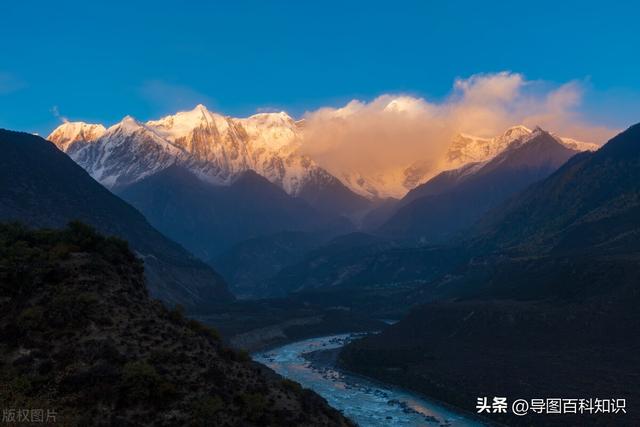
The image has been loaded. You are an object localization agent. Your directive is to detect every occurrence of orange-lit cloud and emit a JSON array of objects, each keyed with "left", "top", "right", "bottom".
[{"left": 299, "top": 72, "right": 617, "bottom": 197}]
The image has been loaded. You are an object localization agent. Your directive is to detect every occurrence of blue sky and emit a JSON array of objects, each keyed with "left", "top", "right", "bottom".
[{"left": 1, "top": 0, "right": 638, "bottom": 135}]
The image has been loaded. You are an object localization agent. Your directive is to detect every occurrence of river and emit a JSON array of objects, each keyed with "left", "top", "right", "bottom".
[{"left": 253, "top": 333, "right": 486, "bottom": 427}]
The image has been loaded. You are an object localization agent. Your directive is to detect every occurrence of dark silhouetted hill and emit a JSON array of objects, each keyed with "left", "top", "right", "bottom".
[
  {"left": 0, "top": 129, "right": 231, "bottom": 311},
  {"left": 0, "top": 222, "right": 351, "bottom": 426}
]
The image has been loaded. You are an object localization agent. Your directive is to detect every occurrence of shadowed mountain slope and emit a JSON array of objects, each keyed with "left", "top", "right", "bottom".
[
  {"left": 474, "top": 122, "right": 640, "bottom": 255},
  {"left": 340, "top": 123, "right": 640, "bottom": 426},
  {"left": 119, "top": 165, "right": 352, "bottom": 259},
  {"left": 0, "top": 222, "right": 352, "bottom": 426},
  {"left": 0, "top": 129, "right": 231, "bottom": 311},
  {"left": 380, "top": 129, "right": 580, "bottom": 241}
]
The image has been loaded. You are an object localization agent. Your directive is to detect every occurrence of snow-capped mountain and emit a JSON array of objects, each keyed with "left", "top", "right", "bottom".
[
  {"left": 400, "top": 127, "right": 570, "bottom": 209},
  {"left": 63, "top": 116, "right": 183, "bottom": 188},
  {"left": 445, "top": 125, "right": 533, "bottom": 168},
  {"left": 50, "top": 105, "right": 307, "bottom": 191},
  {"left": 444, "top": 125, "right": 599, "bottom": 168},
  {"left": 49, "top": 105, "right": 598, "bottom": 204},
  {"left": 558, "top": 136, "right": 600, "bottom": 152},
  {"left": 49, "top": 105, "right": 369, "bottom": 216},
  {"left": 380, "top": 127, "right": 582, "bottom": 239},
  {"left": 371, "top": 125, "right": 536, "bottom": 199},
  {"left": 397, "top": 125, "right": 599, "bottom": 197},
  {"left": 47, "top": 122, "right": 106, "bottom": 154}
]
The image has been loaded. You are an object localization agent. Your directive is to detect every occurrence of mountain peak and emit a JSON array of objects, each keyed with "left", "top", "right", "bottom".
[
  {"left": 121, "top": 115, "right": 139, "bottom": 124},
  {"left": 50, "top": 120, "right": 103, "bottom": 132},
  {"left": 193, "top": 103, "right": 209, "bottom": 112},
  {"left": 189, "top": 103, "right": 215, "bottom": 118},
  {"left": 47, "top": 121, "right": 106, "bottom": 151},
  {"left": 239, "top": 111, "right": 300, "bottom": 150},
  {"left": 144, "top": 104, "right": 231, "bottom": 144},
  {"left": 106, "top": 116, "right": 182, "bottom": 152},
  {"left": 502, "top": 125, "right": 532, "bottom": 138},
  {"left": 486, "top": 126, "right": 577, "bottom": 173},
  {"left": 502, "top": 126, "right": 554, "bottom": 152},
  {"left": 110, "top": 115, "right": 146, "bottom": 134},
  {"left": 383, "top": 97, "right": 426, "bottom": 115},
  {"left": 474, "top": 121, "right": 640, "bottom": 256}
]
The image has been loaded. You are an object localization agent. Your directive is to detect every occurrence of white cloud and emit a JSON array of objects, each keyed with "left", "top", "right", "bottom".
[{"left": 50, "top": 105, "right": 69, "bottom": 123}]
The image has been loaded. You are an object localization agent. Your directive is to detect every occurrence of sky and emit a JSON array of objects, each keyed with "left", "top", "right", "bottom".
[{"left": 1, "top": 0, "right": 639, "bottom": 136}]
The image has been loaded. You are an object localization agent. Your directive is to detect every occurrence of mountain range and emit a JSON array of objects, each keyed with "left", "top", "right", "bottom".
[
  {"left": 47, "top": 106, "right": 601, "bottom": 298},
  {"left": 3, "top": 111, "right": 637, "bottom": 425},
  {"left": 474, "top": 122, "right": 640, "bottom": 255},
  {"left": 339, "top": 123, "right": 640, "bottom": 426},
  {"left": 378, "top": 127, "right": 582, "bottom": 240},
  {"left": 248, "top": 127, "right": 589, "bottom": 299},
  {"left": 48, "top": 106, "right": 370, "bottom": 218},
  {"left": 337, "top": 123, "right": 597, "bottom": 199},
  {"left": 48, "top": 103, "right": 598, "bottom": 204},
  {"left": 119, "top": 165, "right": 352, "bottom": 259}
]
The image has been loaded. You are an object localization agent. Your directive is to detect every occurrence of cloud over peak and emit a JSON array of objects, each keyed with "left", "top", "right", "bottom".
[{"left": 299, "top": 72, "right": 616, "bottom": 197}]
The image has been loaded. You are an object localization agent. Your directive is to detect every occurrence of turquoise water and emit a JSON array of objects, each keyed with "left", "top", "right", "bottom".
[{"left": 254, "top": 334, "right": 486, "bottom": 427}]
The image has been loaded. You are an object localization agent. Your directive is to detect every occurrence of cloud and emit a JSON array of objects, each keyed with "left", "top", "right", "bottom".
[
  {"left": 138, "top": 80, "right": 213, "bottom": 113},
  {"left": 302, "top": 95, "right": 451, "bottom": 180},
  {"left": 300, "top": 72, "right": 617, "bottom": 196},
  {"left": 0, "top": 72, "right": 26, "bottom": 95},
  {"left": 453, "top": 71, "right": 523, "bottom": 105},
  {"left": 50, "top": 105, "right": 69, "bottom": 123}
]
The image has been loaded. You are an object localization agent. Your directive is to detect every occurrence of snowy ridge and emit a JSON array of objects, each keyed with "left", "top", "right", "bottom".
[
  {"left": 446, "top": 125, "right": 533, "bottom": 168},
  {"left": 558, "top": 137, "right": 600, "bottom": 152},
  {"left": 48, "top": 122, "right": 106, "bottom": 153},
  {"left": 48, "top": 103, "right": 599, "bottom": 199},
  {"left": 73, "top": 116, "right": 184, "bottom": 188},
  {"left": 401, "top": 125, "right": 599, "bottom": 195},
  {"left": 392, "top": 125, "right": 534, "bottom": 197},
  {"left": 49, "top": 105, "right": 330, "bottom": 196}
]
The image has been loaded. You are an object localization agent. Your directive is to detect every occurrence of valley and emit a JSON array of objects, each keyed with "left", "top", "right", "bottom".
[
  {"left": 3, "top": 5, "right": 638, "bottom": 426},
  {"left": 2, "top": 78, "right": 638, "bottom": 427}
]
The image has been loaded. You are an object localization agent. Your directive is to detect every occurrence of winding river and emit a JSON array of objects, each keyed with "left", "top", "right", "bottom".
[{"left": 254, "top": 334, "right": 486, "bottom": 427}]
